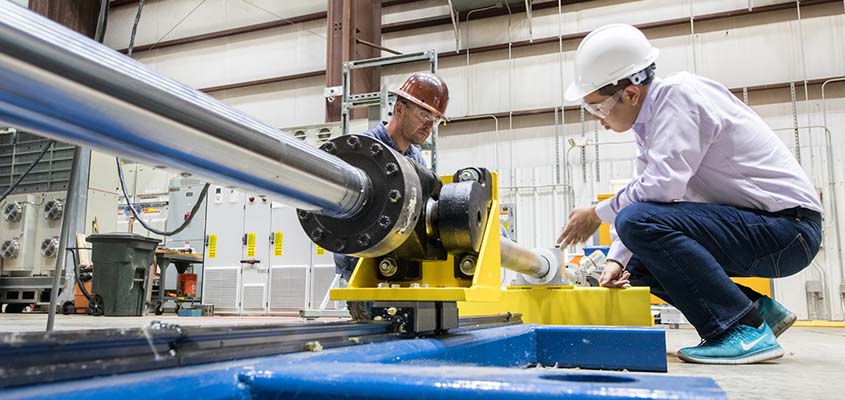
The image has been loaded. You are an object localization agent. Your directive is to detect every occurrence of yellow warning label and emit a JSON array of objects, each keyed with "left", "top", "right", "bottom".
[
  {"left": 274, "top": 232, "right": 283, "bottom": 256},
  {"left": 208, "top": 234, "right": 217, "bottom": 259},
  {"left": 247, "top": 232, "right": 256, "bottom": 257},
  {"left": 315, "top": 245, "right": 325, "bottom": 256}
]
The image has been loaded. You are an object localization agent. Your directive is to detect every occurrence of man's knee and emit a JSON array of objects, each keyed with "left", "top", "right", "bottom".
[{"left": 615, "top": 202, "right": 662, "bottom": 243}]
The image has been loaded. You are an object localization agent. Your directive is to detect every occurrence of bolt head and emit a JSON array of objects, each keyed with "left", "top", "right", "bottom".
[
  {"left": 460, "top": 256, "right": 477, "bottom": 276},
  {"left": 357, "top": 233, "right": 371, "bottom": 247},
  {"left": 310, "top": 228, "right": 324, "bottom": 241},
  {"left": 388, "top": 189, "right": 402, "bottom": 203},
  {"left": 458, "top": 169, "right": 480, "bottom": 182},
  {"left": 385, "top": 163, "right": 398, "bottom": 176},
  {"left": 321, "top": 142, "right": 337, "bottom": 154},
  {"left": 369, "top": 143, "right": 383, "bottom": 156},
  {"left": 378, "top": 215, "right": 392, "bottom": 228},
  {"left": 333, "top": 239, "right": 346, "bottom": 252},
  {"left": 297, "top": 210, "right": 311, "bottom": 220},
  {"left": 346, "top": 136, "right": 360, "bottom": 149}
]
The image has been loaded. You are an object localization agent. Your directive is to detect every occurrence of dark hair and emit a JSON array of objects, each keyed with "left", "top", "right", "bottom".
[{"left": 597, "top": 63, "right": 657, "bottom": 96}]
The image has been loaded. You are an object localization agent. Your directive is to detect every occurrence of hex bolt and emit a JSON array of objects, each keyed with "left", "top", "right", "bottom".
[
  {"left": 297, "top": 210, "right": 311, "bottom": 220},
  {"left": 346, "top": 135, "right": 360, "bottom": 149},
  {"left": 310, "top": 228, "right": 324, "bottom": 242},
  {"left": 333, "top": 239, "right": 346, "bottom": 252},
  {"left": 379, "top": 258, "right": 398, "bottom": 277},
  {"left": 378, "top": 215, "right": 392, "bottom": 228},
  {"left": 458, "top": 168, "right": 480, "bottom": 182},
  {"left": 387, "top": 307, "right": 398, "bottom": 316},
  {"left": 321, "top": 142, "right": 337, "bottom": 154},
  {"left": 357, "top": 233, "right": 371, "bottom": 247},
  {"left": 385, "top": 163, "right": 398, "bottom": 176},
  {"left": 459, "top": 255, "right": 478, "bottom": 276},
  {"left": 388, "top": 189, "right": 402, "bottom": 203},
  {"left": 410, "top": 283, "right": 420, "bottom": 288},
  {"left": 390, "top": 284, "right": 401, "bottom": 288},
  {"left": 369, "top": 143, "right": 383, "bottom": 156}
]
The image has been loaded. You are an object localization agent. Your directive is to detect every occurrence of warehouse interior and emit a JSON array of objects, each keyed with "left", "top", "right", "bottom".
[{"left": 1, "top": 0, "right": 844, "bottom": 398}]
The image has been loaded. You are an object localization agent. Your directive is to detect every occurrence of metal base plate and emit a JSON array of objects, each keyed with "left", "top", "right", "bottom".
[{"left": 0, "top": 324, "right": 724, "bottom": 400}]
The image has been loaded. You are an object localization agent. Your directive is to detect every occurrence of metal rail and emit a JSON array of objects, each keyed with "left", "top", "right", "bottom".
[
  {"left": 0, "top": 314, "right": 522, "bottom": 388},
  {"left": 0, "top": 3, "right": 369, "bottom": 218}
]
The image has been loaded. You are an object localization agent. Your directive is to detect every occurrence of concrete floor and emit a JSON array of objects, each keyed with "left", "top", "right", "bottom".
[{"left": 1, "top": 314, "right": 843, "bottom": 398}]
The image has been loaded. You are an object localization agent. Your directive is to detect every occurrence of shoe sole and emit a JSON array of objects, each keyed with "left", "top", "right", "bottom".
[
  {"left": 771, "top": 312, "right": 797, "bottom": 338},
  {"left": 678, "top": 346, "right": 785, "bottom": 365}
]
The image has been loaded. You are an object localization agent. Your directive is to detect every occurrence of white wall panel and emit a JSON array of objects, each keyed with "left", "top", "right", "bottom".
[
  {"left": 134, "top": 19, "right": 326, "bottom": 89},
  {"left": 382, "top": 0, "right": 449, "bottom": 24},
  {"left": 105, "top": 0, "right": 325, "bottom": 49},
  {"left": 211, "top": 76, "right": 325, "bottom": 128}
]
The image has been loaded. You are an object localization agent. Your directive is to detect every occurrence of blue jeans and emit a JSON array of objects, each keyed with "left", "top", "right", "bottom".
[{"left": 616, "top": 202, "right": 821, "bottom": 339}]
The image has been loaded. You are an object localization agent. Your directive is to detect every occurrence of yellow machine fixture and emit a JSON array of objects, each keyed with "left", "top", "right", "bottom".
[{"left": 332, "top": 176, "right": 653, "bottom": 326}]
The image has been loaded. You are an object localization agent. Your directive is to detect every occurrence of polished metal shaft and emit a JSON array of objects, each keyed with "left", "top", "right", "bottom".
[
  {"left": 499, "top": 237, "right": 552, "bottom": 279},
  {"left": 0, "top": 3, "right": 369, "bottom": 218}
]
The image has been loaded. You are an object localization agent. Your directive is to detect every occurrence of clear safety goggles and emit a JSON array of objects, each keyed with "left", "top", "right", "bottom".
[
  {"left": 582, "top": 89, "right": 623, "bottom": 119},
  {"left": 410, "top": 103, "right": 443, "bottom": 127}
]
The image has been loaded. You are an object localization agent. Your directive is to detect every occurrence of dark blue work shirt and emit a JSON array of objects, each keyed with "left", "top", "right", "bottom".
[
  {"left": 360, "top": 122, "right": 427, "bottom": 167},
  {"left": 335, "top": 123, "right": 427, "bottom": 280}
]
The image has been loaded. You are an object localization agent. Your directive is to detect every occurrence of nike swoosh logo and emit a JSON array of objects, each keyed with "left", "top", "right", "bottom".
[{"left": 740, "top": 335, "right": 767, "bottom": 351}]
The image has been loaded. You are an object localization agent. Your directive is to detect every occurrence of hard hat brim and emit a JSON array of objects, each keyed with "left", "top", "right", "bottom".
[{"left": 391, "top": 89, "right": 449, "bottom": 122}]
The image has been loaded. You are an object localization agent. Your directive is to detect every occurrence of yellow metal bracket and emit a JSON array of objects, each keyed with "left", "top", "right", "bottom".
[{"left": 331, "top": 174, "right": 502, "bottom": 303}]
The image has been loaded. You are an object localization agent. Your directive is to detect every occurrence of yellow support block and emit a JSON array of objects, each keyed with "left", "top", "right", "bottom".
[
  {"left": 650, "top": 277, "right": 771, "bottom": 305},
  {"left": 596, "top": 194, "right": 614, "bottom": 246},
  {"left": 459, "top": 285, "right": 653, "bottom": 326}
]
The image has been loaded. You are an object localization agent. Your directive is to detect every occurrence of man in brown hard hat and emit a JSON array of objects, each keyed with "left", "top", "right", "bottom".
[{"left": 334, "top": 72, "right": 449, "bottom": 320}]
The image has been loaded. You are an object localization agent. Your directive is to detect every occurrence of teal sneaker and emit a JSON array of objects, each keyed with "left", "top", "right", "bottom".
[
  {"left": 756, "top": 295, "right": 796, "bottom": 338},
  {"left": 678, "top": 323, "right": 784, "bottom": 365}
]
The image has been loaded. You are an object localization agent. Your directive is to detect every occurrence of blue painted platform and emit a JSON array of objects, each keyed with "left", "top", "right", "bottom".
[{"left": 2, "top": 325, "right": 725, "bottom": 400}]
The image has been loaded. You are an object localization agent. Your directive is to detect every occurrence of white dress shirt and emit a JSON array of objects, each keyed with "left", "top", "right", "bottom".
[{"left": 595, "top": 72, "right": 823, "bottom": 266}]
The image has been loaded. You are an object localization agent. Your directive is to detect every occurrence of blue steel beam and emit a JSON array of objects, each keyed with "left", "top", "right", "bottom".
[
  {"left": 3, "top": 325, "right": 720, "bottom": 400},
  {"left": 240, "top": 363, "right": 725, "bottom": 400}
]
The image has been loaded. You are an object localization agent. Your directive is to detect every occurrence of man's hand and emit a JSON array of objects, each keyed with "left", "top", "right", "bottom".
[
  {"left": 599, "top": 260, "right": 631, "bottom": 288},
  {"left": 557, "top": 206, "right": 602, "bottom": 247}
]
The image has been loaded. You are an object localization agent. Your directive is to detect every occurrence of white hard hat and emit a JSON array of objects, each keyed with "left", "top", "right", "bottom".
[{"left": 565, "top": 24, "right": 659, "bottom": 101}]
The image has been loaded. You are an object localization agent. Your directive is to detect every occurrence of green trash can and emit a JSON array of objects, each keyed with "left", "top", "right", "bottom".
[{"left": 87, "top": 233, "right": 159, "bottom": 316}]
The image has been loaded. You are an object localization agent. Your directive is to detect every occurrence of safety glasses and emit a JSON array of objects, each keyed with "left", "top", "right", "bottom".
[
  {"left": 582, "top": 90, "right": 623, "bottom": 119},
  {"left": 406, "top": 101, "right": 443, "bottom": 127}
]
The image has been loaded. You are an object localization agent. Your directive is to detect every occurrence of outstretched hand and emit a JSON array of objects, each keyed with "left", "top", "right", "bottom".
[{"left": 557, "top": 206, "right": 602, "bottom": 247}]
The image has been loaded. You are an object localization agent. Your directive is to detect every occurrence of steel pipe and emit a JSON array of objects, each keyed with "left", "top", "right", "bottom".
[
  {"left": 499, "top": 237, "right": 552, "bottom": 280},
  {"left": 0, "top": 3, "right": 369, "bottom": 218}
]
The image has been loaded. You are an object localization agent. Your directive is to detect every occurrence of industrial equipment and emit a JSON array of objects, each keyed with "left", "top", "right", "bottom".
[
  {"left": 202, "top": 192, "right": 342, "bottom": 316},
  {"left": 0, "top": 4, "right": 722, "bottom": 398},
  {"left": 0, "top": 192, "right": 66, "bottom": 311}
]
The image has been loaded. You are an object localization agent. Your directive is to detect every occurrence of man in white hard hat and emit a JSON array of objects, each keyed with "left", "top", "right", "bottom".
[{"left": 558, "top": 24, "right": 822, "bottom": 364}]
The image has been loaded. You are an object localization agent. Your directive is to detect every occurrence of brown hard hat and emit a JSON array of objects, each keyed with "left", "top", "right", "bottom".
[{"left": 392, "top": 72, "right": 449, "bottom": 119}]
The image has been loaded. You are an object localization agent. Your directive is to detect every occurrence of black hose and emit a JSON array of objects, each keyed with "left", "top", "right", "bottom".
[
  {"left": 126, "top": 0, "right": 145, "bottom": 57},
  {"left": 0, "top": 140, "right": 54, "bottom": 205},
  {"left": 116, "top": 0, "right": 208, "bottom": 238},
  {"left": 116, "top": 158, "right": 209, "bottom": 237},
  {"left": 67, "top": 247, "right": 93, "bottom": 302}
]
